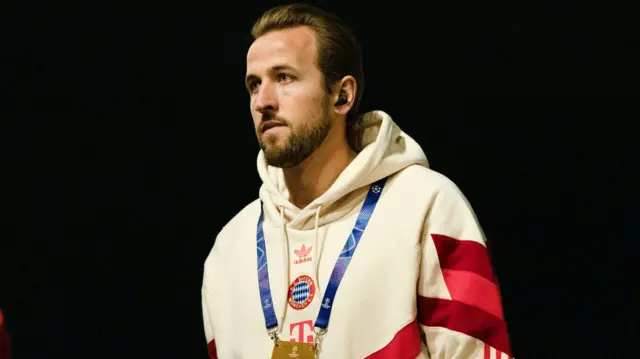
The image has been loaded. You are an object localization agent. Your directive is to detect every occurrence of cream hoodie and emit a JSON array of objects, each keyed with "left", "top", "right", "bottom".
[{"left": 202, "top": 111, "right": 514, "bottom": 359}]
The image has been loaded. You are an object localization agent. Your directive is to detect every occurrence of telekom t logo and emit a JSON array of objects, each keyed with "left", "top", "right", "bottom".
[{"left": 289, "top": 320, "right": 313, "bottom": 343}]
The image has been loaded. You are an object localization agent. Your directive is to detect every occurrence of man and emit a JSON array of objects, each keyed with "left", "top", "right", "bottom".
[
  {"left": 0, "top": 309, "right": 10, "bottom": 359},
  {"left": 202, "top": 3, "right": 514, "bottom": 358}
]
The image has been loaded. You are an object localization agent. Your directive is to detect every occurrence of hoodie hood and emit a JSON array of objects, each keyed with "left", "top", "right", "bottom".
[{"left": 257, "top": 110, "right": 429, "bottom": 230}]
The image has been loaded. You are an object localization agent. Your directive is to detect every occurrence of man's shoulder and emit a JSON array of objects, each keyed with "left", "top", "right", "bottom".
[
  {"left": 216, "top": 198, "right": 261, "bottom": 240},
  {"left": 206, "top": 198, "right": 261, "bottom": 256},
  {"left": 391, "top": 164, "right": 459, "bottom": 193}
]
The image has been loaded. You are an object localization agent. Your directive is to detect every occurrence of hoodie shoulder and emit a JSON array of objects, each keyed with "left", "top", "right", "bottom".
[
  {"left": 206, "top": 199, "right": 261, "bottom": 260},
  {"left": 389, "top": 164, "right": 474, "bottom": 210},
  {"left": 392, "top": 164, "right": 458, "bottom": 192}
]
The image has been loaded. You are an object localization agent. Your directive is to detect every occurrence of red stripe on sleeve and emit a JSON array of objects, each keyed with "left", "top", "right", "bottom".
[
  {"left": 418, "top": 296, "right": 512, "bottom": 357},
  {"left": 365, "top": 319, "right": 422, "bottom": 359},
  {"left": 207, "top": 339, "right": 218, "bottom": 359},
  {"left": 431, "top": 234, "right": 496, "bottom": 284},
  {"left": 441, "top": 268, "right": 504, "bottom": 320},
  {"left": 484, "top": 343, "right": 491, "bottom": 359}
]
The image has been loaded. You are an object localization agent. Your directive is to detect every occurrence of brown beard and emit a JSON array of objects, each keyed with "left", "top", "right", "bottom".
[{"left": 259, "top": 108, "right": 332, "bottom": 168}]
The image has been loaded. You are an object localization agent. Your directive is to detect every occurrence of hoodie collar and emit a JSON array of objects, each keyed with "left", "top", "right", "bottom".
[{"left": 257, "top": 110, "right": 429, "bottom": 230}]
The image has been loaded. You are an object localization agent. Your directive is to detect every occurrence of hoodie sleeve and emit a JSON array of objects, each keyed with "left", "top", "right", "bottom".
[
  {"left": 202, "top": 289, "right": 217, "bottom": 359},
  {"left": 417, "top": 180, "right": 514, "bottom": 359},
  {"left": 202, "top": 263, "right": 218, "bottom": 359}
]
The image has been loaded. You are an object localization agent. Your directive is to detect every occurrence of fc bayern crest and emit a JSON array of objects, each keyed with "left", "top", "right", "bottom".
[{"left": 287, "top": 275, "right": 316, "bottom": 310}]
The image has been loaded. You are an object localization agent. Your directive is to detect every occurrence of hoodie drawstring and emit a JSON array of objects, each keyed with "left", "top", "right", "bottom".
[
  {"left": 314, "top": 205, "right": 322, "bottom": 291},
  {"left": 278, "top": 205, "right": 323, "bottom": 330},
  {"left": 279, "top": 207, "right": 288, "bottom": 333}
]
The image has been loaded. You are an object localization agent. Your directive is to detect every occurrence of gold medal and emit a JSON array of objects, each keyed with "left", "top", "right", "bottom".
[{"left": 271, "top": 339, "right": 316, "bottom": 359}]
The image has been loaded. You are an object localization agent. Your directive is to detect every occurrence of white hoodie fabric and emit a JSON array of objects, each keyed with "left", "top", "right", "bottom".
[{"left": 202, "top": 110, "right": 514, "bottom": 359}]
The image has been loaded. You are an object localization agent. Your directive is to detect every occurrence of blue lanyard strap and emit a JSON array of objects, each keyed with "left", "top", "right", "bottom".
[
  {"left": 314, "top": 177, "right": 387, "bottom": 329},
  {"left": 256, "top": 209, "right": 278, "bottom": 329},
  {"left": 256, "top": 177, "right": 388, "bottom": 332}
]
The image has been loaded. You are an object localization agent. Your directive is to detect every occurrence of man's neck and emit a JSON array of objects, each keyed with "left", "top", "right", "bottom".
[{"left": 283, "top": 131, "right": 356, "bottom": 209}]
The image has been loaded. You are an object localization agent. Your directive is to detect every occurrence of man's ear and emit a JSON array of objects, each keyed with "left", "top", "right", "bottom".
[{"left": 332, "top": 75, "right": 356, "bottom": 116}]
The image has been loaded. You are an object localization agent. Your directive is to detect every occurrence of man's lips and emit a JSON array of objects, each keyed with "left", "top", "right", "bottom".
[{"left": 261, "top": 121, "right": 286, "bottom": 132}]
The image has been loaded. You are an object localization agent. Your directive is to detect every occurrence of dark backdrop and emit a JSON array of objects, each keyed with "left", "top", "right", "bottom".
[{"left": 1, "top": 0, "right": 637, "bottom": 358}]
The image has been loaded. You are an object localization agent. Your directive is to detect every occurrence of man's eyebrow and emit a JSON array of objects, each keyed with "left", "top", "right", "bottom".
[
  {"left": 269, "top": 64, "right": 296, "bottom": 72},
  {"left": 246, "top": 65, "right": 297, "bottom": 82}
]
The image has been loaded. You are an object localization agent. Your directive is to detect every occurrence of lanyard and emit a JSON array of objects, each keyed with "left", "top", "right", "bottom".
[{"left": 256, "top": 177, "right": 388, "bottom": 339}]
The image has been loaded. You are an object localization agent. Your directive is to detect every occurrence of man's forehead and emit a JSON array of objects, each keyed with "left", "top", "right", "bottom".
[{"left": 246, "top": 27, "right": 317, "bottom": 71}]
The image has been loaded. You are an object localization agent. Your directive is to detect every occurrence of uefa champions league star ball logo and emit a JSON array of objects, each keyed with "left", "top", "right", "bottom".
[{"left": 287, "top": 275, "right": 316, "bottom": 310}]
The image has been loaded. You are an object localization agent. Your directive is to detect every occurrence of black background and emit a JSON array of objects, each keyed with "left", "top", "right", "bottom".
[{"left": 1, "top": 0, "right": 637, "bottom": 358}]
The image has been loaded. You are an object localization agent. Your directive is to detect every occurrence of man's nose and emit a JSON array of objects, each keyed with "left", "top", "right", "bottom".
[{"left": 254, "top": 82, "right": 278, "bottom": 113}]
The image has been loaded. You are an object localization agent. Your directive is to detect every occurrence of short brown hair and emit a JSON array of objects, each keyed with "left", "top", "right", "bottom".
[{"left": 251, "top": 3, "right": 364, "bottom": 125}]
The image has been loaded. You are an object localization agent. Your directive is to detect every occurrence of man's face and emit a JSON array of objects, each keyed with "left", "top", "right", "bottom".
[{"left": 245, "top": 26, "right": 332, "bottom": 168}]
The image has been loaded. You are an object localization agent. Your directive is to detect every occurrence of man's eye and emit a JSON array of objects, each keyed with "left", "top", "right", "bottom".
[
  {"left": 277, "top": 73, "right": 292, "bottom": 82},
  {"left": 248, "top": 82, "right": 259, "bottom": 93}
]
